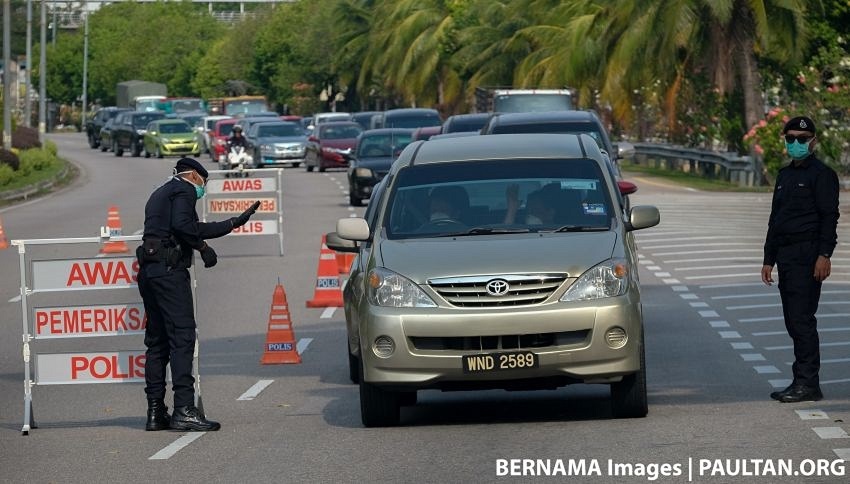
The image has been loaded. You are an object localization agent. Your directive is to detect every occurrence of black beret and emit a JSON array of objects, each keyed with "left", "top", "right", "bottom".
[
  {"left": 175, "top": 157, "right": 208, "bottom": 179},
  {"left": 783, "top": 116, "right": 816, "bottom": 134}
]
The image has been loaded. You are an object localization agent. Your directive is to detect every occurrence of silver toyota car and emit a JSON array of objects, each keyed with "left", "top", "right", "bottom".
[{"left": 328, "top": 133, "right": 660, "bottom": 427}]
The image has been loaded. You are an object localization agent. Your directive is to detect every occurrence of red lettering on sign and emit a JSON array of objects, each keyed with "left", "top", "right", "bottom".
[
  {"left": 36, "top": 311, "right": 48, "bottom": 334},
  {"left": 71, "top": 357, "right": 87, "bottom": 379},
  {"left": 65, "top": 261, "right": 140, "bottom": 287},
  {"left": 69, "top": 354, "right": 146, "bottom": 380},
  {"left": 233, "top": 221, "right": 264, "bottom": 234},
  {"left": 222, "top": 179, "right": 263, "bottom": 192}
]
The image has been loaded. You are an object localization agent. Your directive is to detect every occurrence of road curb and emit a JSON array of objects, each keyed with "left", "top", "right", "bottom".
[{"left": 0, "top": 159, "right": 76, "bottom": 202}]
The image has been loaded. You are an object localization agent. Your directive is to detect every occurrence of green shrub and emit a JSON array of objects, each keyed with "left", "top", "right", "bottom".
[
  {"left": 0, "top": 163, "right": 14, "bottom": 186},
  {"left": 19, "top": 148, "right": 57, "bottom": 174},
  {"left": 44, "top": 140, "right": 58, "bottom": 157},
  {"left": 0, "top": 149, "right": 20, "bottom": 171}
]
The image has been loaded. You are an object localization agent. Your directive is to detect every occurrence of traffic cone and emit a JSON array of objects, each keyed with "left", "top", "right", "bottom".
[
  {"left": 261, "top": 283, "right": 302, "bottom": 365},
  {"left": 0, "top": 216, "right": 8, "bottom": 250},
  {"left": 99, "top": 205, "right": 129, "bottom": 254},
  {"left": 306, "top": 235, "right": 344, "bottom": 307},
  {"left": 336, "top": 252, "right": 356, "bottom": 275}
]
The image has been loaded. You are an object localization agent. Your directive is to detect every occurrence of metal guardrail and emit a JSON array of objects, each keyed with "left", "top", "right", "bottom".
[{"left": 629, "top": 142, "right": 756, "bottom": 187}]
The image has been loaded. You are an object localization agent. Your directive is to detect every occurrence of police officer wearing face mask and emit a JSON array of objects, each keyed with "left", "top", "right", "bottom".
[
  {"left": 138, "top": 157, "right": 261, "bottom": 431},
  {"left": 761, "top": 116, "right": 839, "bottom": 403}
]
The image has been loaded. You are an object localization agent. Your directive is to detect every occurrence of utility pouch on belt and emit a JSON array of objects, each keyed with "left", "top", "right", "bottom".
[{"left": 139, "top": 238, "right": 182, "bottom": 267}]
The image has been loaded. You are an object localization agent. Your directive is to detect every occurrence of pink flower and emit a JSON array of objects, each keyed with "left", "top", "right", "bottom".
[
  {"left": 782, "top": 115, "right": 790, "bottom": 123},
  {"left": 754, "top": 144, "right": 764, "bottom": 155},
  {"left": 768, "top": 108, "right": 781, "bottom": 118},
  {"left": 758, "top": 120, "right": 767, "bottom": 127},
  {"left": 743, "top": 133, "right": 751, "bottom": 141},
  {"left": 798, "top": 74, "right": 806, "bottom": 84}
]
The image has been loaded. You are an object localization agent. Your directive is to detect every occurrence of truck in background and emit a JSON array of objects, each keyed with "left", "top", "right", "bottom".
[
  {"left": 156, "top": 97, "right": 207, "bottom": 115},
  {"left": 207, "top": 96, "right": 269, "bottom": 116},
  {"left": 116, "top": 80, "right": 167, "bottom": 111},
  {"left": 474, "top": 87, "right": 574, "bottom": 113}
]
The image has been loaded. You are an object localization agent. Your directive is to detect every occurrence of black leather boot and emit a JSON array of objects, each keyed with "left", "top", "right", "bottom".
[
  {"left": 170, "top": 405, "right": 221, "bottom": 431},
  {"left": 146, "top": 399, "right": 171, "bottom": 431}
]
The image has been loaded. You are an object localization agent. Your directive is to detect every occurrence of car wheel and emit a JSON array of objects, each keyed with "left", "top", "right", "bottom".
[
  {"left": 88, "top": 134, "right": 98, "bottom": 149},
  {"left": 359, "top": 356, "right": 400, "bottom": 427},
  {"left": 131, "top": 143, "right": 141, "bottom": 157},
  {"left": 144, "top": 149, "right": 151, "bottom": 159},
  {"left": 318, "top": 164, "right": 326, "bottom": 173},
  {"left": 348, "top": 343, "right": 360, "bottom": 384},
  {"left": 349, "top": 192, "right": 362, "bottom": 207},
  {"left": 610, "top": 332, "right": 647, "bottom": 418},
  {"left": 156, "top": 146, "right": 163, "bottom": 159},
  {"left": 114, "top": 140, "right": 123, "bottom": 157},
  {"left": 306, "top": 164, "right": 314, "bottom": 172},
  {"left": 100, "top": 142, "right": 108, "bottom": 153},
  {"left": 292, "top": 162, "right": 301, "bottom": 168}
]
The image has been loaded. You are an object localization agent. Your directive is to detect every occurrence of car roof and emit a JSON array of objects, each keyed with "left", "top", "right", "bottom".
[
  {"left": 385, "top": 108, "right": 440, "bottom": 116},
  {"left": 362, "top": 128, "right": 415, "bottom": 136},
  {"left": 156, "top": 119, "right": 191, "bottom": 124},
  {"left": 446, "top": 113, "right": 490, "bottom": 121},
  {"left": 403, "top": 133, "right": 598, "bottom": 167},
  {"left": 254, "top": 121, "right": 300, "bottom": 127},
  {"left": 489, "top": 110, "right": 598, "bottom": 124}
]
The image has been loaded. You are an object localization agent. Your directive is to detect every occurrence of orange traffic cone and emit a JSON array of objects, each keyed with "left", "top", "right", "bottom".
[
  {"left": 99, "top": 205, "right": 129, "bottom": 254},
  {"left": 336, "top": 252, "right": 356, "bottom": 274},
  {"left": 261, "top": 283, "right": 302, "bottom": 365},
  {"left": 306, "top": 235, "right": 344, "bottom": 307},
  {"left": 0, "top": 216, "right": 8, "bottom": 250}
]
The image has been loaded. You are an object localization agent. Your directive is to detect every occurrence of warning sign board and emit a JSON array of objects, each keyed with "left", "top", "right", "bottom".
[
  {"left": 206, "top": 177, "right": 277, "bottom": 194},
  {"left": 227, "top": 219, "right": 279, "bottom": 237},
  {"left": 33, "top": 303, "right": 146, "bottom": 339},
  {"left": 207, "top": 198, "right": 277, "bottom": 214},
  {"left": 31, "top": 257, "right": 139, "bottom": 292},
  {"left": 36, "top": 351, "right": 146, "bottom": 385}
]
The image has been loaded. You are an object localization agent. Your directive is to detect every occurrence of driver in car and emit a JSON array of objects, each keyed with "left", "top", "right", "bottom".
[{"left": 425, "top": 186, "right": 468, "bottom": 225}]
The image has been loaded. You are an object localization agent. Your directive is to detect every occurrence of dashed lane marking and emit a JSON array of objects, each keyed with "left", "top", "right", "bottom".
[
  {"left": 753, "top": 365, "right": 781, "bottom": 374},
  {"left": 671, "top": 285, "right": 689, "bottom": 292},
  {"left": 698, "top": 310, "right": 719, "bottom": 318},
  {"left": 236, "top": 379, "right": 274, "bottom": 401},
  {"left": 740, "top": 353, "right": 765, "bottom": 362},
  {"left": 149, "top": 432, "right": 206, "bottom": 460},
  {"left": 795, "top": 409, "right": 828, "bottom": 420},
  {"left": 813, "top": 427, "right": 850, "bottom": 439},
  {"left": 689, "top": 302, "right": 709, "bottom": 308},
  {"left": 662, "top": 279, "right": 681, "bottom": 284},
  {"left": 296, "top": 338, "right": 313, "bottom": 354},
  {"left": 8, "top": 295, "right": 21, "bottom": 303},
  {"left": 741, "top": 314, "right": 850, "bottom": 323},
  {"left": 731, "top": 342, "right": 754, "bottom": 350},
  {"left": 709, "top": 321, "right": 730, "bottom": 328},
  {"left": 833, "top": 449, "right": 850, "bottom": 460},
  {"left": 717, "top": 331, "right": 741, "bottom": 339},
  {"left": 769, "top": 379, "right": 793, "bottom": 388},
  {"left": 320, "top": 307, "right": 336, "bottom": 319},
  {"left": 680, "top": 294, "right": 698, "bottom": 300},
  {"left": 646, "top": 266, "right": 661, "bottom": 271},
  {"left": 654, "top": 272, "right": 671, "bottom": 277}
]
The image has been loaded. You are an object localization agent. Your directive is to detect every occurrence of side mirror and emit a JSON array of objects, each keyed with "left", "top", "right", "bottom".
[
  {"left": 326, "top": 231, "right": 359, "bottom": 253},
  {"left": 627, "top": 205, "right": 660, "bottom": 231},
  {"left": 614, "top": 141, "right": 636, "bottom": 159},
  {"left": 617, "top": 180, "right": 638, "bottom": 196},
  {"left": 337, "top": 217, "right": 370, "bottom": 241}
]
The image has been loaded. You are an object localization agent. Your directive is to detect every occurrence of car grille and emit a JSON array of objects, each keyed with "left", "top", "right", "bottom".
[
  {"left": 409, "top": 330, "right": 589, "bottom": 351},
  {"left": 428, "top": 273, "right": 568, "bottom": 307}
]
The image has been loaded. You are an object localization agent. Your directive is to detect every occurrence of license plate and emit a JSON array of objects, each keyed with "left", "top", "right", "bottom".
[{"left": 462, "top": 351, "right": 538, "bottom": 373}]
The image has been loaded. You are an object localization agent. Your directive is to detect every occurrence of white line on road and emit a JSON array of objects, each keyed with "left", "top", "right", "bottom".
[
  {"left": 731, "top": 342, "right": 754, "bottom": 350},
  {"left": 718, "top": 331, "right": 741, "bottom": 339},
  {"left": 756, "top": 327, "right": 850, "bottom": 337},
  {"left": 237, "top": 379, "right": 274, "bottom": 401},
  {"left": 637, "top": 235, "right": 765, "bottom": 243},
  {"left": 689, "top": 302, "right": 708, "bottom": 308},
  {"left": 729, "top": 301, "right": 850, "bottom": 310},
  {"left": 133, "top": 229, "right": 143, "bottom": 235},
  {"left": 680, "top": 294, "right": 698, "bottom": 300},
  {"left": 813, "top": 427, "right": 850, "bottom": 439},
  {"left": 753, "top": 365, "right": 780, "bottom": 374},
  {"left": 741, "top": 313, "right": 850, "bottom": 323},
  {"left": 833, "top": 448, "right": 850, "bottom": 461},
  {"left": 699, "top": 282, "right": 772, "bottom": 289},
  {"left": 149, "top": 432, "right": 206, "bottom": 460},
  {"left": 796, "top": 409, "right": 828, "bottom": 420},
  {"left": 675, "top": 265, "right": 760, "bottom": 272},
  {"left": 769, "top": 379, "right": 793, "bottom": 388},
  {"left": 654, "top": 249, "right": 763, "bottom": 257},
  {"left": 663, "top": 257, "right": 762, "bottom": 264},
  {"left": 320, "top": 307, "right": 337, "bottom": 319},
  {"left": 818, "top": 358, "right": 850, "bottom": 365},
  {"left": 646, "top": 265, "right": 660, "bottom": 270},
  {"left": 654, "top": 272, "right": 671, "bottom": 277},
  {"left": 740, "top": 353, "right": 765, "bottom": 361},
  {"left": 671, "top": 285, "right": 689, "bottom": 292},
  {"left": 296, "top": 338, "right": 313, "bottom": 354},
  {"left": 698, "top": 310, "right": 719, "bottom": 318},
  {"left": 822, "top": 378, "right": 850, "bottom": 385},
  {"left": 662, "top": 279, "right": 681, "bottom": 284},
  {"left": 711, "top": 293, "right": 778, "bottom": 300},
  {"left": 766, "top": 341, "right": 850, "bottom": 351},
  {"left": 8, "top": 295, "right": 21, "bottom": 303},
  {"left": 641, "top": 242, "right": 759, "bottom": 250},
  {"left": 639, "top": 260, "right": 654, "bottom": 265},
  {"left": 685, "top": 273, "right": 758, "bottom": 280},
  {"left": 709, "top": 321, "right": 730, "bottom": 328}
]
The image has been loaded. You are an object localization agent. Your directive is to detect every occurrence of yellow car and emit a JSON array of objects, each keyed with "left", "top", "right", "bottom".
[{"left": 143, "top": 119, "right": 200, "bottom": 158}]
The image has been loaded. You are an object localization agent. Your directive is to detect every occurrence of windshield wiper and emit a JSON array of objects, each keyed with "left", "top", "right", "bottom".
[
  {"left": 548, "top": 225, "right": 609, "bottom": 233},
  {"left": 430, "top": 227, "right": 531, "bottom": 237}
]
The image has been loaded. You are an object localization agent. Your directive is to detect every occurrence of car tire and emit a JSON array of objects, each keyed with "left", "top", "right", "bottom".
[
  {"left": 156, "top": 146, "right": 163, "bottom": 159},
  {"left": 114, "top": 140, "right": 123, "bottom": 157},
  {"left": 131, "top": 143, "right": 141, "bottom": 157},
  {"left": 100, "top": 142, "right": 108, "bottom": 153},
  {"left": 292, "top": 162, "right": 301, "bottom": 168},
  {"left": 348, "top": 343, "right": 360, "bottom": 384},
  {"left": 144, "top": 149, "right": 151, "bottom": 159},
  {"left": 88, "top": 134, "right": 98, "bottom": 149},
  {"left": 306, "top": 164, "right": 314, "bottom": 172},
  {"left": 359, "top": 356, "right": 400, "bottom": 427},
  {"left": 610, "top": 332, "right": 648, "bottom": 418},
  {"left": 349, "top": 192, "right": 362, "bottom": 207}
]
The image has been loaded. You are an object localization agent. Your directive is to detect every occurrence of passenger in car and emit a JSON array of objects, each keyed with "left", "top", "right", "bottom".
[
  {"left": 504, "top": 184, "right": 559, "bottom": 225},
  {"left": 426, "top": 186, "right": 469, "bottom": 223}
]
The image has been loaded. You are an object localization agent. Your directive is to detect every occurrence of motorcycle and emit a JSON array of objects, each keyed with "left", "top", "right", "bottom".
[{"left": 220, "top": 144, "right": 253, "bottom": 172}]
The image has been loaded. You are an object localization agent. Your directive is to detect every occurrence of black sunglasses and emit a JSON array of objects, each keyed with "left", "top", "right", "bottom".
[{"left": 785, "top": 134, "right": 814, "bottom": 143}]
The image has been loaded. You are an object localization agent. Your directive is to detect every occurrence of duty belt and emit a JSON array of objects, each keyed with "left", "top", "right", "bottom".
[{"left": 775, "top": 232, "right": 817, "bottom": 246}]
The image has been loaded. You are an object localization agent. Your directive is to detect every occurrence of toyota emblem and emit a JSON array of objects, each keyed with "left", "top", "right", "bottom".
[{"left": 485, "top": 279, "right": 510, "bottom": 296}]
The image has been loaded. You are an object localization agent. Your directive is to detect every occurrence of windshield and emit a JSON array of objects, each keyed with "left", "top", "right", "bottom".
[
  {"left": 491, "top": 122, "right": 607, "bottom": 150},
  {"left": 159, "top": 122, "right": 192, "bottom": 134},
  {"left": 384, "top": 114, "right": 442, "bottom": 129},
  {"left": 446, "top": 116, "right": 488, "bottom": 133},
  {"left": 320, "top": 125, "right": 362, "bottom": 140},
  {"left": 218, "top": 123, "right": 234, "bottom": 136},
  {"left": 357, "top": 133, "right": 413, "bottom": 157},
  {"left": 133, "top": 114, "right": 163, "bottom": 128},
  {"left": 385, "top": 159, "right": 612, "bottom": 239},
  {"left": 224, "top": 100, "right": 268, "bottom": 114},
  {"left": 258, "top": 124, "right": 301, "bottom": 137},
  {"left": 494, "top": 94, "right": 572, "bottom": 113},
  {"left": 172, "top": 100, "right": 203, "bottom": 113}
]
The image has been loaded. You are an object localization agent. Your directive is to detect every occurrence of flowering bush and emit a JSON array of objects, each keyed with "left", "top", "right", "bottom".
[{"left": 743, "top": 108, "right": 789, "bottom": 179}]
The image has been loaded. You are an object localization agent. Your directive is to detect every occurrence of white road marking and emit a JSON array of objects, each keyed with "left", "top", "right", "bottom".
[
  {"left": 743, "top": 314, "right": 850, "bottom": 323},
  {"left": 662, "top": 279, "right": 681, "bottom": 284},
  {"left": 689, "top": 302, "right": 708, "bottom": 308},
  {"left": 654, "top": 272, "right": 671, "bottom": 277},
  {"left": 766, "top": 341, "right": 850, "bottom": 351},
  {"left": 655, "top": 249, "right": 764, "bottom": 257},
  {"left": 731, "top": 342, "right": 754, "bottom": 350},
  {"left": 639, "top": 260, "right": 654, "bottom": 265},
  {"left": 796, "top": 409, "right": 828, "bottom": 420},
  {"left": 813, "top": 427, "right": 850, "bottom": 439},
  {"left": 671, "top": 285, "right": 689, "bottom": 292},
  {"left": 740, "top": 353, "right": 765, "bottom": 361},
  {"left": 730, "top": 301, "right": 850, "bottom": 310},
  {"left": 700, "top": 282, "right": 772, "bottom": 289},
  {"left": 664, "top": 257, "right": 762, "bottom": 264},
  {"left": 685, "top": 273, "right": 757, "bottom": 280},
  {"left": 753, "top": 365, "right": 780, "bottom": 374},
  {"left": 698, "top": 310, "right": 719, "bottom": 318},
  {"left": 711, "top": 293, "right": 778, "bottom": 300},
  {"left": 641, "top": 242, "right": 760, "bottom": 250},
  {"left": 769, "top": 379, "right": 793, "bottom": 388},
  {"left": 819, "top": 358, "right": 850, "bottom": 364},
  {"left": 347, "top": 207, "right": 355, "bottom": 212},
  {"left": 237, "top": 379, "right": 275, "bottom": 401},
  {"left": 133, "top": 229, "right": 143, "bottom": 235},
  {"left": 349, "top": 213, "right": 357, "bottom": 218},
  {"left": 296, "top": 338, "right": 313, "bottom": 354},
  {"left": 833, "top": 448, "right": 850, "bottom": 461},
  {"left": 638, "top": 235, "right": 765, "bottom": 243},
  {"left": 149, "top": 432, "right": 206, "bottom": 460},
  {"left": 680, "top": 294, "right": 698, "bottom": 300},
  {"left": 751, "top": 331, "right": 787, "bottom": 337},
  {"left": 646, "top": 265, "right": 661, "bottom": 271},
  {"left": 320, "top": 307, "right": 336, "bottom": 319},
  {"left": 709, "top": 321, "right": 730, "bottom": 328},
  {"left": 675, "top": 264, "right": 760, "bottom": 272},
  {"left": 8, "top": 295, "right": 21, "bottom": 303},
  {"left": 718, "top": 331, "right": 741, "bottom": 339}
]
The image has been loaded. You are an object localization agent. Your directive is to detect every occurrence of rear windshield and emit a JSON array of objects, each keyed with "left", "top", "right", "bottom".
[
  {"left": 257, "top": 124, "right": 302, "bottom": 137},
  {"left": 385, "top": 159, "right": 612, "bottom": 239},
  {"left": 491, "top": 122, "right": 607, "bottom": 149},
  {"left": 320, "top": 125, "right": 362, "bottom": 139},
  {"left": 357, "top": 133, "right": 413, "bottom": 157},
  {"left": 159, "top": 122, "right": 192, "bottom": 134},
  {"left": 133, "top": 114, "right": 164, "bottom": 128},
  {"left": 493, "top": 94, "right": 572, "bottom": 112},
  {"left": 445, "top": 116, "right": 489, "bottom": 133},
  {"left": 218, "top": 124, "right": 234, "bottom": 136},
  {"left": 384, "top": 114, "right": 442, "bottom": 129}
]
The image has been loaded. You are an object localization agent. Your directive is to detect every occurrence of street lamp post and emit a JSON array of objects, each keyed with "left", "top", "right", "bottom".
[
  {"left": 3, "top": 0, "right": 12, "bottom": 151},
  {"left": 39, "top": 0, "right": 46, "bottom": 142},
  {"left": 81, "top": 7, "right": 88, "bottom": 127},
  {"left": 25, "top": 0, "right": 33, "bottom": 127}
]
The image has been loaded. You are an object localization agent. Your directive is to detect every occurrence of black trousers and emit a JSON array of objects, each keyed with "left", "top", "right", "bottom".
[
  {"left": 138, "top": 266, "right": 197, "bottom": 407},
  {"left": 776, "top": 240, "right": 822, "bottom": 387}
]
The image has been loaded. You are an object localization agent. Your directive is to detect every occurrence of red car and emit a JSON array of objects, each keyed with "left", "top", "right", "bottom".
[
  {"left": 304, "top": 121, "right": 362, "bottom": 172},
  {"left": 210, "top": 119, "right": 238, "bottom": 162}
]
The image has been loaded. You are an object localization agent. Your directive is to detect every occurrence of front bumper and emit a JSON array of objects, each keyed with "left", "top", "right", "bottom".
[
  {"left": 161, "top": 141, "right": 199, "bottom": 155},
  {"left": 358, "top": 294, "right": 643, "bottom": 389}
]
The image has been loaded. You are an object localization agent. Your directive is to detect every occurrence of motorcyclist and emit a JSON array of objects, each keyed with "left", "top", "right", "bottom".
[
  {"left": 225, "top": 125, "right": 251, "bottom": 169},
  {"left": 227, "top": 125, "right": 248, "bottom": 149}
]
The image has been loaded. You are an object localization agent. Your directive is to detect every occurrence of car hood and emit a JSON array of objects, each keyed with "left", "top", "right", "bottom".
[
  {"left": 257, "top": 136, "right": 306, "bottom": 144},
  {"left": 160, "top": 132, "right": 195, "bottom": 140},
  {"left": 321, "top": 139, "right": 358, "bottom": 150},
  {"left": 353, "top": 156, "right": 394, "bottom": 170},
  {"left": 377, "top": 231, "right": 617, "bottom": 282}
]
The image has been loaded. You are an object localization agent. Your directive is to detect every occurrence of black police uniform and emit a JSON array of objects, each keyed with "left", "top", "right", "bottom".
[
  {"left": 763, "top": 154, "right": 839, "bottom": 389},
  {"left": 227, "top": 133, "right": 247, "bottom": 149},
  {"left": 138, "top": 175, "right": 233, "bottom": 410}
]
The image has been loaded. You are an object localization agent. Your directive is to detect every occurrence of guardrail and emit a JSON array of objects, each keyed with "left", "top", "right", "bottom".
[{"left": 628, "top": 142, "right": 756, "bottom": 187}]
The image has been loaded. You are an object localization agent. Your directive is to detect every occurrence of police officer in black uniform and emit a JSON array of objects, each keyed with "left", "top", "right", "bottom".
[
  {"left": 762, "top": 116, "right": 839, "bottom": 403},
  {"left": 227, "top": 125, "right": 247, "bottom": 149},
  {"left": 139, "top": 157, "right": 260, "bottom": 431}
]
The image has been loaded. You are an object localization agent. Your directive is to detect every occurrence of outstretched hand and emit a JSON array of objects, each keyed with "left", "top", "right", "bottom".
[{"left": 232, "top": 200, "right": 261, "bottom": 227}]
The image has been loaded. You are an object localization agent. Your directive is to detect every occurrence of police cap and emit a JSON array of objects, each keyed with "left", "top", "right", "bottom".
[
  {"left": 175, "top": 157, "right": 208, "bottom": 179},
  {"left": 783, "top": 116, "right": 816, "bottom": 134}
]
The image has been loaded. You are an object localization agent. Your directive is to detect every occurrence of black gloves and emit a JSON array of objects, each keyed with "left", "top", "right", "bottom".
[
  {"left": 231, "top": 200, "right": 261, "bottom": 228},
  {"left": 200, "top": 244, "right": 218, "bottom": 268}
]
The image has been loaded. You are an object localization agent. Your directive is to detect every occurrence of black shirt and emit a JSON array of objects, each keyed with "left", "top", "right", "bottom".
[
  {"left": 142, "top": 177, "right": 233, "bottom": 269},
  {"left": 227, "top": 134, "right": 247, "bottom": 148},
  {"left": 763, "top": 154, "right": 839, "bottom": 266}
]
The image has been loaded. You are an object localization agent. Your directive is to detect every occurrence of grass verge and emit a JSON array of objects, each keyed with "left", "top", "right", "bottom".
[
  {"left": 621, "top": 160, "right": 771, "bottom": 192},
  {"left": 0, "top": 158, "right": 78, "bottom": 208}
]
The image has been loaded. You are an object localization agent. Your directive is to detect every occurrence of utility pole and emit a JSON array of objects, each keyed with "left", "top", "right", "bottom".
[
  {"left": 25, "top": 0, "right": 33, "bottom": 127},
  {"left": 39, "top": 0, "right": 46, "bottom": 142},
  {"left": 81, "top": 5, "right": 88, "bottom": 127},
  {"left": 3, "top": 0, "right": 12, "bottom": 150}
]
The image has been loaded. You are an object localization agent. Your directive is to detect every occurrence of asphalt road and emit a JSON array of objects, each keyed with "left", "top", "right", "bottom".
[{"left": 0, "top": 136, "right": 849, "bottom": 483}]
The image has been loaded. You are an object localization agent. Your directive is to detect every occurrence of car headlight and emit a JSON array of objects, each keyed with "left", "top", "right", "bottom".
[
  {"left": 136, "top": 129, "right": 146, "bottom": 135},
  {"left": 162, "top": 138, "right": 171, "bottom": 143},
  {"left": 561, "top": 258, "right": 630, "bottom": 302},
  {"left": 367, "top": 267, "right": 437, "bottom": 308},
  {"left": 354, "top": 167, "right": 373, "bottom": 177}
]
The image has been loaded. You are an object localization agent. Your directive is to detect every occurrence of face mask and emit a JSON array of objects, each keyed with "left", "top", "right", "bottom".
[
  {"left": 785, "top": 140, "right": 811, "bottom": 160},
  {"left": 174, "top": 170, "right": 205, "bottom": 199}
]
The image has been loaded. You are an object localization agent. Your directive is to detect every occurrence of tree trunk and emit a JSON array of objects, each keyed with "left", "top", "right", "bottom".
[{"left": 735, "top": 35, "right": 767, "bottom": 185}]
